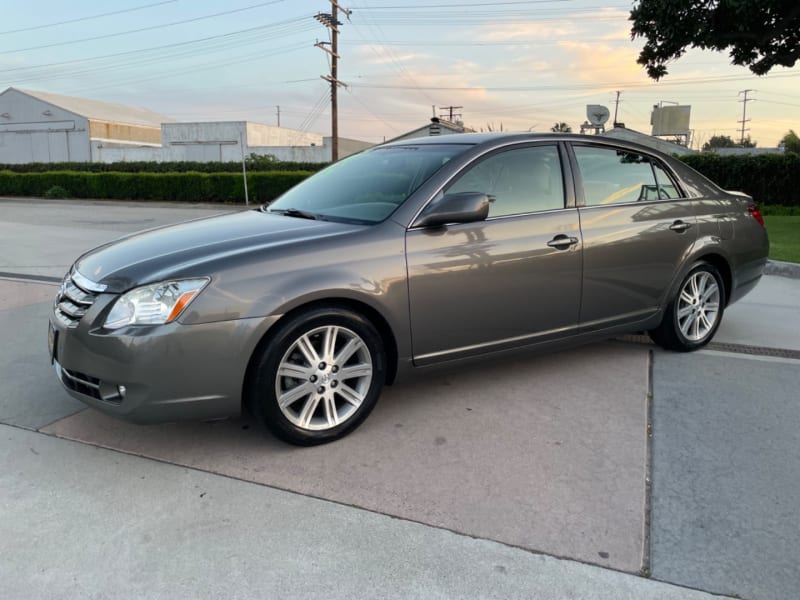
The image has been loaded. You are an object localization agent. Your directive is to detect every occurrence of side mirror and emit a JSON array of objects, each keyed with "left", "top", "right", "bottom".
[{"left": 413, "top": 192, "right": 491, "bottom": 228}]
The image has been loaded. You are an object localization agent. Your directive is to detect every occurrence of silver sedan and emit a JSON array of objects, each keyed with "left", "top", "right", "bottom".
[{"left": 49, "top": 133, "right": 769, "bottom": 445}]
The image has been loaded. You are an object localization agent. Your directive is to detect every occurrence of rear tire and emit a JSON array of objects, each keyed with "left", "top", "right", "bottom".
[
  {"left": 649, "top": 262, "right": 725, "bottom": 352},
  {"left": 247, "top": 307, "right": 385, "bottom": 446}
]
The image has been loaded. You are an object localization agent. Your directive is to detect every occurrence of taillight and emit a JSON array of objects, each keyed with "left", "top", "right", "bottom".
[{"left": 748, "top": 204, "right": 765, "bottom": 228}]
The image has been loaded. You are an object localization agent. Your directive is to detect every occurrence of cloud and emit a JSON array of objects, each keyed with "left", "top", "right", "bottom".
[
  {"left": 354, "top": 44, "right": 424, "bottom": 66},
  {"left": 557, "top": 41, "right": 648, "bottom": 84},
  {"left": 478, "top": 22, "right": 576, "bottom": 42}
]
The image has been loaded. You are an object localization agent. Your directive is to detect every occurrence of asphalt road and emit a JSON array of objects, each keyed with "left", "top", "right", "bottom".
[{"left": 1, "top": 197, "right": 798, "bottom": 599}]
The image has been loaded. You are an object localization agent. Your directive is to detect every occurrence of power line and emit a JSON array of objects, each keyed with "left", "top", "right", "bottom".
[
  {"left": 64, "top": 42, "right": 309, "bottom": 95},
  {"left": 1, "top": 0, "right": 289, "bottom": 54},
  {"left": 347, "top": 70, "right": 800, "bottom": 92},
  {"left": 349, "top": 8, "right": 439, "bottom": 108},
  {"left": 351, "top": 0, "right": 576, "bottom": 8},
  {"left": 298, "top": 86, "right": 331, "bottom": 133},
  {"left": 0, "top": 1, "right": 178, "bottom": 35},
  {"left": 0, "top": 17, "right": 314, "bottom": 76}
]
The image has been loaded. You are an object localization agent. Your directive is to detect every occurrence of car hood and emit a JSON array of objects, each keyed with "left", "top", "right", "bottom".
[{"left": 75, "top": 209, "right": 363, "bottom": 293}]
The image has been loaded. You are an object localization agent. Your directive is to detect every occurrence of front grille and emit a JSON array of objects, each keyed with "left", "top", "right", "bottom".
[
  {"left": 54, "top": 271, "right": 101, "bottom": 328},
  {"left": 55, "top": 361, "right": 124, "bottom": 404},
  {"left": 56, "top": 362, "right": 102, "bottom": 400}
]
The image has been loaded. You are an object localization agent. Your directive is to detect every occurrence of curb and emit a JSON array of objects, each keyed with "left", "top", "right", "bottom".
[{"left": 765, "top": 260, "right": 800, "bottom": 279}]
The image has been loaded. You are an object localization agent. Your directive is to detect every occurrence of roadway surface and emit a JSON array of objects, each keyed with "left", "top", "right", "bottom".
[{"left": 1, "top": 198, "right": 798, "bottom": 599}]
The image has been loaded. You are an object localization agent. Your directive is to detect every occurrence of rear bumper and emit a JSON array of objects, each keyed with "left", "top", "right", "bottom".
[{"left": 730, "top": 255, "right": 768, "bottom": 305}]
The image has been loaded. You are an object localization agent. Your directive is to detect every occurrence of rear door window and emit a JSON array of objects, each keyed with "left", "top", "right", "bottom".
[{"left": 573, "top": 145, "right": 661, "bottom": 206}]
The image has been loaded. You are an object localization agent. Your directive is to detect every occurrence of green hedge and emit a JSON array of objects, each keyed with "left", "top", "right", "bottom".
[
  {"left": 0, "top": 159, "right": 327, "bottom": 174},
  {"left": 3, "top": 153, "right": 797, "bottom": 207},
  {"left": 679, "top": 153, "right": 800, "bottom": 207},
  {"left": 0, "top": 170, "right": 311, "bottom": 203}
]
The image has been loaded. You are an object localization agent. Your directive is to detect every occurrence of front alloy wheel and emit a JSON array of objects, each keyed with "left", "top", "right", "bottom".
[
  {"left": 249, "top": 307, "right": 385, "bottom": 445},
  {"left": 276, "top": 324, "right": 373, "bottom": 431}
]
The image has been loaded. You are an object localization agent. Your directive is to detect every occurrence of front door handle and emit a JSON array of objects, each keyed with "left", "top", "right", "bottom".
[
  {"left": 547, "top": 235, "right": 579, "bottom": 249},
  {"left": 669, "top": 220, "right": 692, "bottom": 233}
]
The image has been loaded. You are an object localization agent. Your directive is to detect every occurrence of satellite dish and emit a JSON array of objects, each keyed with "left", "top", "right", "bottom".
[{"left": 586, "top": 105, "right": 610, "bottom": 127}]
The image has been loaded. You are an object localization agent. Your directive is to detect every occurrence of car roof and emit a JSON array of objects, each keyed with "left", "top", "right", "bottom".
[{"left": 380, "top": 131, "right": 675, "bottom": 160}]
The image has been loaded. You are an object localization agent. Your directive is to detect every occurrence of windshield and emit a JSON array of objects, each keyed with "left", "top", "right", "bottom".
[{"left": 267, "top": 144, "right": 471, "bottom": 224}]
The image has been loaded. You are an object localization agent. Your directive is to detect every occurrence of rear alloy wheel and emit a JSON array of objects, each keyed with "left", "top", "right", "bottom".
[
  {"left": 649, "top": 262, "right": 725, "bottom": 352},
  {"left": 249, "top": 308, "right": 385, "bottom": 445}
]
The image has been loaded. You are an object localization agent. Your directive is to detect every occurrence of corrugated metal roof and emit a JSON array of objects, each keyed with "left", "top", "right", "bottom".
[{"left": 11, "top": 87, "right": 174, "bottom": 128}]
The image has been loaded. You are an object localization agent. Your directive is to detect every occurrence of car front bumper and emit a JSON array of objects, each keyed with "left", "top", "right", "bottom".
[{"left": 49, "top": 294, "right": 278, "bottom": 424}]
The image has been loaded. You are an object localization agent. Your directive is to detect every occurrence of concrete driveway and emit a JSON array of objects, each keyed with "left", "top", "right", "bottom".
[{"left": 1, "top": 198, "right": 798, "bottom": 599}]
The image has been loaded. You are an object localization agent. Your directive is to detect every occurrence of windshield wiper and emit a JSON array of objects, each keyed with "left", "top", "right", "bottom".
[{"left": 266, "top": 207, "right": 318, "bottom": 220}]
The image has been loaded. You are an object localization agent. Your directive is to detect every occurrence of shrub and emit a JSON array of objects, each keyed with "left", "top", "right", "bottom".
[
  {"left": 0, "top": 160, "right": 327, "bottom": 174},
  {"left": 0, "top": 170, "right": 312, "bottom": 203},
  {"left": 679, "top": 153, "right": 800, "bottom": 207},
  {"left": 43, "top": 185, "right": 70, "bottom": 199}
]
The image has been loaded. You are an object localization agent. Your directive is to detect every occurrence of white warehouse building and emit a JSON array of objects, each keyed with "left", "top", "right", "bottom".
[
  {"left": 0, "top": 87, "right": 372, "bottom": 164},
  {"left": 96, "top": 121, "right": 372, "bottom": 164},
  {"left": 0, "top": 87, "right": 169, "bottom": 163}
]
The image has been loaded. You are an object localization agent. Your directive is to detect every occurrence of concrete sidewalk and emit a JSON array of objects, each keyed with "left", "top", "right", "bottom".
[{"left": 1, "top": 424, "right": 728, "bottom": 600}]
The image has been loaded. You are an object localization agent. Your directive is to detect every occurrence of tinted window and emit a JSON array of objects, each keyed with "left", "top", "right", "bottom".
[
  {"left": 446, "top": 145, "right": 564, "bottom": 217},
  {"left": 574, "top": 146, "right": 658, "bottom": 206},
  {"left": 269, "top": 144, "right": 470, "bottom": 223},
  {"left": 652, "top": 161, "right": 682, "bottom": 199}
]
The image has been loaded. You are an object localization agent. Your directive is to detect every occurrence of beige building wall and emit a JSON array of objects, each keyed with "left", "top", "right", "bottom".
[{"left": 89, "top": 120, "right": 162, "bottom": 144}]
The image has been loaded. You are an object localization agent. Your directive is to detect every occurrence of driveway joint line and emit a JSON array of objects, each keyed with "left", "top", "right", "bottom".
[
  {"left": 641, "top": 348, "right": 654, "bottom": 578},
  {"left": 0, "top": 272, "right": 61, "bottom": 284},
  {"left": 618, "top": 334, "right": 800, "bottom": 359}
]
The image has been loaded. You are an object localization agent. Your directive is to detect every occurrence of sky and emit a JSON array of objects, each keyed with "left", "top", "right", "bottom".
[{"left": 1, "top": 0, "right": 798, "bottom": 149}]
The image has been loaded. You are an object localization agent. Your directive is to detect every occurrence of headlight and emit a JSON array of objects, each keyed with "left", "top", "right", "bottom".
[{"left": 104, "top": 278, "right": 209, "bottom": 330}]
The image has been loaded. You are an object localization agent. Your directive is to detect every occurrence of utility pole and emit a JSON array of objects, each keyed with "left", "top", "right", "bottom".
[
  {"left": 738, "top": 89, "right": 754, "bottom": 145},
  {"left": 315, "top": 2, "right": 350, "bottom": 161},
  {"left": 276, "top": 105, "right": 281, "bottom": 128},
  {"left": 612, "top": 90, "right": 622, "bottom": 126}
]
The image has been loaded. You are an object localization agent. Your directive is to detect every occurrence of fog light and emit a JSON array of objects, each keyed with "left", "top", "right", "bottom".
[{"left": 98, "top": 381, "right": 126, "bottom": 404}]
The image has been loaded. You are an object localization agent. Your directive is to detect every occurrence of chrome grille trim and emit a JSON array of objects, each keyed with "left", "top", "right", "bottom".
[
  {"left": 54, "top": 270, "right": 102, "bottom": 328},
  {"left": 72, "top": 269, "right": 107, "bottom": 293}
]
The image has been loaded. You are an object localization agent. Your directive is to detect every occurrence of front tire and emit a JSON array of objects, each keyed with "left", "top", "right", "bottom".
[
  {"left": 649, "top": 262, "right": 725, "bottom": 352},
  {"left": 248, "top": 307, "right": 386, "bottom": 446}
]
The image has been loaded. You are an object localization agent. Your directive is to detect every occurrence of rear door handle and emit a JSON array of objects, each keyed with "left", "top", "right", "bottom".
[
  {"left": 547, "top": 235, "right": 579, "bottom": 249},
  {"left": 669, "top": 220, "right": 691, "bottom": 233}
]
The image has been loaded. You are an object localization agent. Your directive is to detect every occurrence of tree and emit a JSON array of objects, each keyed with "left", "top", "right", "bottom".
[
  {"left": 739, "top": 136, "right": 757, "bottom": 148},
  {"left": 702, "top": 134, "right": 757, "bottom": 151},
  {"left": 630, "top": 1, "right": 800, "bottom": 79},
  {"left": 550, "top": 122, "right": 572, "bottom": 133},
  {"left": 703, "top": 135, "right": 737, "bottom": 151},
  {"left": 780, "top": 130, "right": 800, "bottom": 154}
]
